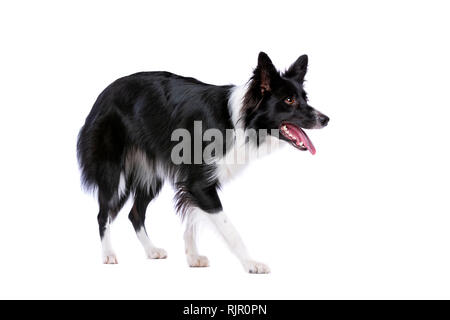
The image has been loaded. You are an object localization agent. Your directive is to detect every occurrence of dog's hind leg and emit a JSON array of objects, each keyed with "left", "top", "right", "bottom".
[
  {"left": 128, "top": 182, "right": 167, "bottom": 259},
  {"left": 98, "top": 178, "right": 129, "bottom": 264},
  {"left": 98, "top": 207, "right": 117, "bottom": 264}
]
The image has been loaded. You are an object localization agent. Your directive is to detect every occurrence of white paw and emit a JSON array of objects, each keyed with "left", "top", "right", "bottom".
[
  {"left": 187, "top": 254, "right": 210, "bottom": 267},
  {"left": 146, "top": 247, "right": 168, "bottom": 259},
  {"left": 103, "top": 254, "right": 118, "bottom": 264},
  {"left": 243, "top": 260, "right": 271, "bottom": 274}
]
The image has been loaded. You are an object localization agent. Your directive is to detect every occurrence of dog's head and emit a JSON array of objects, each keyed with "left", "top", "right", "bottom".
[{"left": 243, "top": 52, "right": 329, "bottom": 154}]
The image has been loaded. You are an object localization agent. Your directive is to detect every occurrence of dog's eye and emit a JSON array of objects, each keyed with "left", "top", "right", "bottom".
[{"left": 284, "top": 97, "right": 296, "bottom": 105}]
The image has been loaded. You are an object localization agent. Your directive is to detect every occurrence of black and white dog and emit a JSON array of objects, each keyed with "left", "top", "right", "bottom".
[{"left": 77, "top": 52, "right": 329, "bottom": 273}]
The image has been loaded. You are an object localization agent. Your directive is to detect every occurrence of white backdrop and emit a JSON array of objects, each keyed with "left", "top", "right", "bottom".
[{"left": 0, "top": 0, "right": 449, "bottom": 299}]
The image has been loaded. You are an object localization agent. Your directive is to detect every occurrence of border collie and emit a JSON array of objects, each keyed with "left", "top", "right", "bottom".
[{"left": 77, "top": 52, "right": 329, "bottom": 273}]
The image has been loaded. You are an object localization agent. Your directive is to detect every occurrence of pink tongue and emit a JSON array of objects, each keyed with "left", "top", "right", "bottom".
[{"left": 286, "top": 124, "right": 316, "bottom": 155}]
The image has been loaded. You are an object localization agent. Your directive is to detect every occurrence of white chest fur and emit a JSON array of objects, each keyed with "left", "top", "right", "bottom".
[
  {"left": 215, "top": 132, "right": 282, "bottom": 183},
  {"left": 216, "top": 84, "right": 283, "bottom": 184}
]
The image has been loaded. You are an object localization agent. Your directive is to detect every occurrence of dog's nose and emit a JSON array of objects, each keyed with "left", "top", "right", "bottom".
[{"left": 319, "top": 114, "right": 329, "bottom": 127}]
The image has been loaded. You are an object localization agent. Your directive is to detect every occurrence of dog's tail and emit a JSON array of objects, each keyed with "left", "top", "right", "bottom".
[{"left": 76, "top": 95, "right": 127, "bottom": 194}]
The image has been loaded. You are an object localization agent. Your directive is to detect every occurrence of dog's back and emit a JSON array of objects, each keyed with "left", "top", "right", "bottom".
[{"left": 77, "top": 71, "right": 232, "bottom": 195}]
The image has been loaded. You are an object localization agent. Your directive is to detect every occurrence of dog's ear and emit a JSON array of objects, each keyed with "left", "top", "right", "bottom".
[
  {"left": 254, "top": 52, "right": 279, "bottom": 94},
  {"left": 285, "top": 54, "right": 308, "bottom": 83}
]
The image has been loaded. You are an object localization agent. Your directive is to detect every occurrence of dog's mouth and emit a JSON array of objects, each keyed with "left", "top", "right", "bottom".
[{"left": 279, "top": 123, "right": 316, "bottom": 155}]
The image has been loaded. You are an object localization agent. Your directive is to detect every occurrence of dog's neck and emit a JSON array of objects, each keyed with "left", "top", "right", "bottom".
[
  {"left": 217, "top": 83, "right": 283, "bottom": 184},
  {"left": 228, "top": 83, "right": 249, "bottom": 130}
]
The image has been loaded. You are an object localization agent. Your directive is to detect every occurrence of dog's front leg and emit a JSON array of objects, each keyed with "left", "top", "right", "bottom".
[
  {"left": 179, "top": 182, "right": 269, "bottom": 273},
  {"left": 208, "top": 211, "right": 270, "bottom": 274},
  {"left": 186, "top": 209, "right": 270, "bottom": 273}
]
